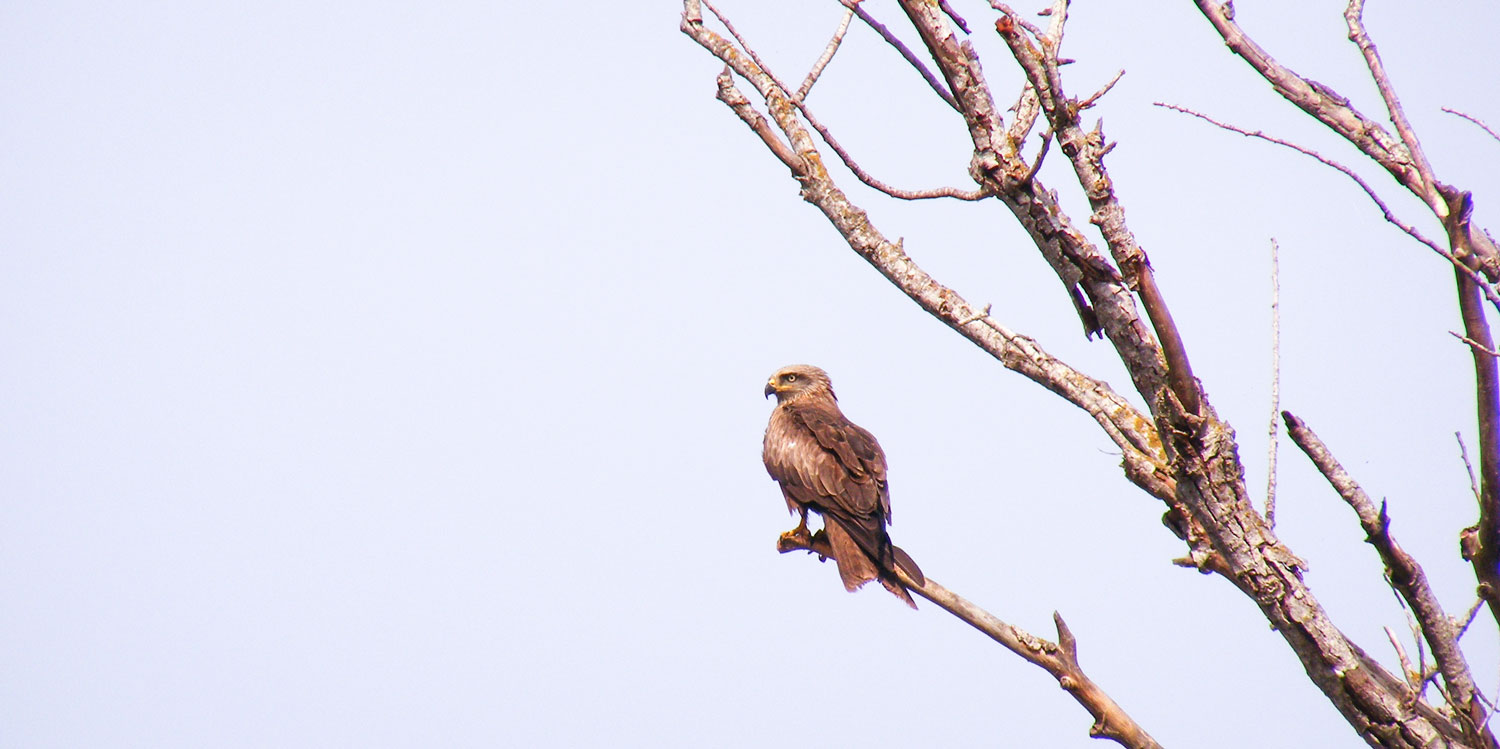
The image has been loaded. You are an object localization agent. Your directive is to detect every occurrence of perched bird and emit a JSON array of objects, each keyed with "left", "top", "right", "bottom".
[{"left": 762, "top": 364, "right": 924, "bottom": 607}]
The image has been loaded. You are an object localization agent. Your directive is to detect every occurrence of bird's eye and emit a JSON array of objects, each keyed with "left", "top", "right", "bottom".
[{"left": 783, "top": 373, "right": 798, "bottom": 382}]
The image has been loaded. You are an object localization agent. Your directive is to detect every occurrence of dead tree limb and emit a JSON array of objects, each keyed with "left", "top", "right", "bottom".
[
  {"left": 1284, "top": 411, "right": 1492, "bottom": 745},
  {"left": 777, "top": 528, "right": 1164, "bottom": 749},
  {"left": 1266, "top": 239, "right": 1281, "bottom": 527}
]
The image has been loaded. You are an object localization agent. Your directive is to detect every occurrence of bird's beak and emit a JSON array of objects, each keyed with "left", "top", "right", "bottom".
[{"left": 764, "top": 381, "right": 777, "bottom": 398}]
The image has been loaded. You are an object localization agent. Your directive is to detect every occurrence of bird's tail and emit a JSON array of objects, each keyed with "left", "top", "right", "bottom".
[
  {"left": 891, "top": 544, "right": 924, "bottom": 586},
  {"left": 876, "top": 570, "right": 917, "bottom": 609},
  {"left": 876, "top": 544, "right": 923, "bottom": 609},
  {"left": 825, "top": 517, "right": 922, "bottom": 609}
]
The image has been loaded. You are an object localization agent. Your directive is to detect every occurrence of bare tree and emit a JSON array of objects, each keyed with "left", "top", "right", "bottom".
[{"left": 682, "top": 1, "right": 1497, "bottom": 746}]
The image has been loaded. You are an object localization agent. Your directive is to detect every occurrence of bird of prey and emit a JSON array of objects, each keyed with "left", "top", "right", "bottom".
[{"left": 762, "top": 364, "right": 924, "bottom": 607}]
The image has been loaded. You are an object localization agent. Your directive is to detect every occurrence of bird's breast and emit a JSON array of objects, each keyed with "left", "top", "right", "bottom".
[{"left": 763, "top": 410, "right": 800, "bottom": 465}]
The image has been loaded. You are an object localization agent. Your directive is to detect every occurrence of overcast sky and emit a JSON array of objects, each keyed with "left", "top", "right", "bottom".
[{"left": 3, "top": 1, "right": 1499, "bottom": 747}]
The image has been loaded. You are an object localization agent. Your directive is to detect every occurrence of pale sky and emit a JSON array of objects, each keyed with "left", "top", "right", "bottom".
[{"left": 3, "top": 1, "right": 1499, "bottom": 747}]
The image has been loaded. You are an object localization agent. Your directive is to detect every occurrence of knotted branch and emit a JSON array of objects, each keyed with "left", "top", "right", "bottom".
[{"left": 777, "top": 528, "right": 1163, "bottom": 749}]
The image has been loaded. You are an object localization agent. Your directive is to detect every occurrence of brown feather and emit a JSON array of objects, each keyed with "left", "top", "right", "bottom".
[{"left": 823, "top": 517, "right": 879, "bottom": 592}]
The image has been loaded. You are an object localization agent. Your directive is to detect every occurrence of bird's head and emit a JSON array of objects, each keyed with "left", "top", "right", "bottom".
[{"left": 764, "top": 364, "right": 835, "bottom": 404}]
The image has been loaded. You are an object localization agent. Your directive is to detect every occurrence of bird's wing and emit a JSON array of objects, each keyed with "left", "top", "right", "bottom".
[{"left": 788, "top": 402, "right": 887, "bottom": 519}]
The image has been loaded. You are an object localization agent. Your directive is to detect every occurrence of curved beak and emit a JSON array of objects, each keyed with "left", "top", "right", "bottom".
[{"left": 764, "top": 381, "right": 777, "bottom": 398}]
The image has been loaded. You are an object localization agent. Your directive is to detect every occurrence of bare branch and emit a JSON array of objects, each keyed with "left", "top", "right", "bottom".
[
  {"left": 1006, "top": 82, "right": 1042, "bottom": 150},
  {"left": 1444, "top": 108, "right": 1500, "bottom": 145},
  {"left": 800, "top": 102, "right": 990, "bottom": 201},
  {"left": 701, "top": 0, "right": 796, "bottom": 104},
  {"left": 937, "top": 0, "right": 970, "bottom": 34},
  {"left": 1454, "top": 331, "right": 1500, "bottom": 359},
  {"left": 1455, "top": 268, "right": 1500, "bottom": 630},
  {"left": 841, "top": 0, "right": 959, "bottom": 111},
  {"left": 1041, "top": 0, "right": 1070, "bottom": 47},
  {"left": 1079, "top": 69, "right": 1126, "bottom": 111},
  {"left": 795, "top": 7, "right": 854, "bottom": 103},
  {"left": 1284, "top": 410, "right": 1491, "bottom": 742},
  {"left": 1266, "top": 238, "right": 1281, "bottom": 527},
  {"left": 714, "top": 70, "right": 800, "bottom": 170},
  {"left": 1385, "top": 626, "right": 1419, "bottom": 690},
  {"left": 1343, "top": 0, "right": 1440, "bottom": 201},
  {"left": 708, "top": 2, "right": 986, "bottom": 201},
  {"left": 1459, "top": 598, "right": 1486, "bottom": 639},
  {"left": 1460, "top": 432, "right": 1484, "bottom": 506},
  {"left": 777, "top": 527, "right": 1164, "bottom": 749}
]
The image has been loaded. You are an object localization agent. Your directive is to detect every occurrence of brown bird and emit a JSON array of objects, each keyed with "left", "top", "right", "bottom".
[{"left": 762, "top": 364, "right": 924, "bottom": 607}]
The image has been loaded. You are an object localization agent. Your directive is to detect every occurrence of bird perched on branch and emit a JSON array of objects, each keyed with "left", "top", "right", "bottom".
[{"left": 762, "top": 364, "right": 924, "bottom": 607}]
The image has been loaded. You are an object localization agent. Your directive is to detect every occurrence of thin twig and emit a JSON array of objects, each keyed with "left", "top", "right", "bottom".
[
  {"left": 1079, "top": 69, "right": 1125, "bottom": 111},
  {"left": 710, "top": 1, "right": 984, "bottom": 212},
  {"left": 1457, "top": 598, "right": 1486, "bottom": 639},
  {"left": 802, "top": 102, "right": 989, "bottom": 199},
  {"left": 1403, "top": 605, "right": 1432, "bottom": 699},
  {"left": 1453, "top": 331, "right": 1500, "bottom": 358},
  {"left": 1155, "top": 103, "right": 1444, "bottom": 254},
  {"left": 1007, "top": 81, "right": 1041, "bottom": 142},
  {"left": 1155, "top": 102, "right": 1500, "bottom": 314},
  {"left": 1444, "top": 108, "right": 1500, "bottom": 145},
  {"left": 1483, "top": 687, "right": 1500, "bottom": 733},
  {"left": 1266, "top": 238, "right": 1281, "bottom": 527},
  {"left": 1344, "top": 0, "right": 1440, "bottom": 202},
  {"left": 1023, "top": 129, "right": 1053, "bottom": 185},
  {"left": 841, "top": 0, "right": 960, "bottom": 111},
  {"left": 1386, "top": 626, "right": 1418, "bottom": 689},
  {"left": 701, "top": 0, "right": 797, "bottom": 103},
  {"left": 938, "top": 0, "right": 970, "bottom": 34},
  {"left": 796, "top": 8, "right": 855, "bottom": 102},
  {"left": 712, "top": 1, "right": 985, "bottom": 201}
]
